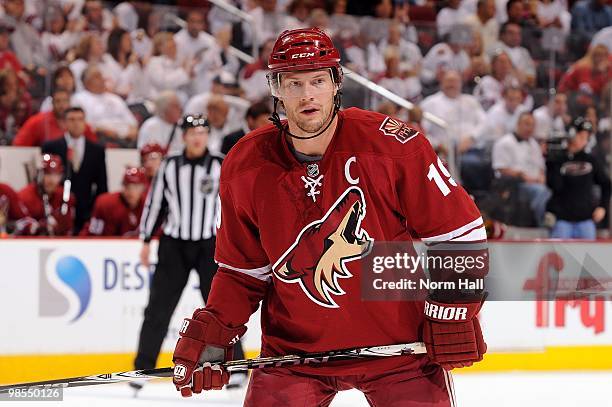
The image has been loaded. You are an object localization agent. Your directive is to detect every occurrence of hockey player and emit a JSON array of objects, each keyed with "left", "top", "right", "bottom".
[
  {"left": 172, "top": 28, "right": 487, "bottom": 406},
  {"left": 80, "top": 167, "right": 147, "bottom": 237},
  {"left": 18, "top": 154, "right": 75, "bottom": 236},
  {"left": 140, "top": 143, "right": 165, "bottom": 184},
  {"left": 0, "top": 158, "right": 33, "bottom": 236}
]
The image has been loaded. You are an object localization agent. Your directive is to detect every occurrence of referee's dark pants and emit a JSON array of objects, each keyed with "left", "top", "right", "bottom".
[{"left": 134, "top": 235, "right": 245, "bottom": 370}]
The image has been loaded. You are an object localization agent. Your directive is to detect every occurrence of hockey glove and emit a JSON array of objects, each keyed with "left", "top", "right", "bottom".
[
  {"left": 422, "top": 299, "right": 486, "bottom": 370},
  {"left": 172, "top": 309, "right": 246, "bottom": 397}
]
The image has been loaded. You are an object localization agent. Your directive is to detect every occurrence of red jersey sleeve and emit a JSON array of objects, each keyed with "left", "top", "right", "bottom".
[
  {"left": 206, "top": 180, "right": 270, "bottom": 328},
  {"left": 394, "top": 133, "right": 485, "bottom": 242}
]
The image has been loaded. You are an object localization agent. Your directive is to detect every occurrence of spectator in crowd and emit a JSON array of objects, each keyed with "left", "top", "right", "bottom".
[
  {"left": 205, "top": 94, "right": 241, "bottom": 155},
  {"left": 591, "top": 25, "right": 612, "bottom": 51},
  {"left": 571, "top": 0, "right": 612, "bottom": 42},
  {"left": 309, "top": 8, "right": 334, "bottom": 38},
  {"left": 0, "top": 68, "right": 32, "bottom": 144},
  {"left": 131, "top": 9, "right": 162, "bottom": 60},
  {"left": 0, "top": 157, "right": 29, "bottom": 235},
  {"left": 473, "top": 50, "right": 530, "bottom": 110},
  {"left": 113, "top": 0, "right": 140, "bottom": 32},
  {"left": 285, "top": 0, "right": 314, "bottom": 29},
  {"left": 174, "top": 9, "right": 214, "bottom": 66},
  {"left": 41, "top": 5, "right": 83, "bottom": 64},
  {"left": 82, "top": 0, "right": 114, "bottom": 33},
  {"left": 138, "top": 90, "right": 184, "bottom": 156},
  {"left": 239, "top": 39, "right": 275, "bottom": 101},
  {"left": 42, "top": 106, "right": 108, "bottom": 233},
  {"left": 191, "top": 24, "right": 240, "bottom": 95},
  {"left": 0, "top": 24, "right": 28, "bottom": 86},
  {"left": 18, "top": 153, "right": 75, "bottom": 236},
  {"left": 492, "top": 111, "right": 550, "bottom": 226},
  {"left": 70, "top": 34, "right": 106, "bottom": 91},
  {"left": 436, "top": 0, "right": 468, "bottom": 38},
  {"left": 480, "top": 85, "right": 529, "bottom": 147},
  {"left": 39, "top": 65, "right": 77, "bottom": 112},
  {"left": 421, "top": 28, "right": 473, "bottom": 85},
  {"left": 80, "top": 166, "right": 147, "bottom": 237},
  {"left": 145, "top": 31, "right": 193, "bottom": 102},
  {"left": 558, "top": 43, "right": 611, "bottom": 108},
  {"left": 420, "top": 70, "right": 486, "bottom": 153},
  {"left": 463, "top": 0, "right": 499, "bottom": 54},
  {"left": 244, "top": 0, "right": 292, "bottom": 48},
  {"left": 184, "top": 72, "right": 250, "bottom": 126},
  {"left": 535, "top": 0, "right": 571, "bottom": 35},
  {"left": 221, "top": 100, "right": 272, "bottom": 154},
  {"left": 1, "top": 0, "right": 49, "bottom": 72},
  {"left": 490, "top": 22, "right": 536, "bottom": 86},
  {"left": 546, "top": 117, "right": 610, "bottom": 239},
  {"left": 72, "top": 65, "right": 139, "bottom": 144},
  {"left": 100, "top": 27, "right": 147, "bottom": 103},
  {"left": 13, "top": 88, "right": 97, "bottom": 146},
  {"left": 370, "top": 22, "right": 422, "bottom": 80},
  {"left": 505, "top": 0, "right": 540, "bottom": 51},
  {"left": 375, "top": 46, "right": 422, "bottom": 103},
  {"left": 336, "top": 30, "right": 369, "bottom": 76},
  {"left": 140, "top": 143, "right": 165, "bottom": 183},
  {"left": 533, "top": 91, "right": 572, "bottom": 140}
]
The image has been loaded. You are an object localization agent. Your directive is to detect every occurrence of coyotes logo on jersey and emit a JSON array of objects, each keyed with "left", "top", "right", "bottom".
[
  {"left": 378, "top": 117, "right": 420, "bottom": 144},
  {"left": 273, "top": 187, "right": 373, "bottom": 308}
]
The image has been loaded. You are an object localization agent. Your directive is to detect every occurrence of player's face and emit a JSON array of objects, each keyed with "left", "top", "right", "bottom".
[
  {"left": 279, "top": 69, "right": 336, "bottom": 134},
  {"left": 123, "top": 183, "right": 145, "bottom": 208},
  {"left": 43, "top": 173, "right": 62, "bottom": 194},
  {"left": 183, "top": 126, "right": 208, "bottom": 158},
  {"left": 143, "top": 154, "right": 162, "bottom": 178}
]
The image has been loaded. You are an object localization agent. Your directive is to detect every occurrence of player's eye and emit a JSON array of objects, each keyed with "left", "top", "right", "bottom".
[{"left": 287, "top": 81, "right": 302, "bottom": 88}]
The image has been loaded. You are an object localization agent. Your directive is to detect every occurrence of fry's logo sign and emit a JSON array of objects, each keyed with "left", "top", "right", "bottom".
[{"left": 523, "top": 252, "right": 608, "bottom": 334}]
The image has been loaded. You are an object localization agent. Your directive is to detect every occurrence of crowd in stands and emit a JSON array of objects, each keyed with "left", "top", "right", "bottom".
[{"left": 0, "top": 0, "right": 611, "bottom": 239}]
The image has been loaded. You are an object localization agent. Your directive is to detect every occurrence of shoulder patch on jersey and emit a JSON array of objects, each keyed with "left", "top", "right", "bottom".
[{"left": 378, "top": 117, "right": 420, "bottom": 144}]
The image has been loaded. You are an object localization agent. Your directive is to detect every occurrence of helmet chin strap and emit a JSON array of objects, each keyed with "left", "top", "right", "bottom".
[{"left": 269, "top": 93, "right": 342, "bottom": 141}]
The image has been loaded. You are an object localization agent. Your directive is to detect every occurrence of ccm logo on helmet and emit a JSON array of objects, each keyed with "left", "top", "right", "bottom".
[
  {"left": 425, "top": 302, "right": 467, "bottom": 321},
  {"left": 292, "top": 52, "right": 315, "bottom": 59}
]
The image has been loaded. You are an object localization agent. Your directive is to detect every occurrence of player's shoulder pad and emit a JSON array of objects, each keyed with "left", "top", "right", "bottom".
[
  {"left": 343, "top": 108, "right": 429, "bottom": 157},
  {"left": 221, "top": 123, "right": 280, "bottom": 181},
  {"left": 94, "top": 191, "right": 117, "bottom": 206},
  {"left": 341, "top": 107, "right": 428, "bottom": 156}
]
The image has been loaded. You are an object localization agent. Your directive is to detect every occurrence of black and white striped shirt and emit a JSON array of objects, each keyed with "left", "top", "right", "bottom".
[{"left": 139, "top": 152, "right": 222, "bottom": 242}]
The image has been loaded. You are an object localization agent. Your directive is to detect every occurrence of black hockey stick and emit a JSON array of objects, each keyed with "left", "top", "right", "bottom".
[{"left": 0, "top": 342, "right": 426, "bottom": 393}]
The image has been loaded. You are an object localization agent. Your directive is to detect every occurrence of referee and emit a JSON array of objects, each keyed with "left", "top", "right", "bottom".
[{"left": 133, "top": 114, "right": 245, "bottom": 390}]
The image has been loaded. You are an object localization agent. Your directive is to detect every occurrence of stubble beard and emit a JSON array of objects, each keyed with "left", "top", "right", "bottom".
[{"left": 289, "top": 100, "right": 334, "bottom": 134}]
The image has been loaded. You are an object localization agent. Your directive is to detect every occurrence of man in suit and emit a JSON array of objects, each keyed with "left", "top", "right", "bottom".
[{"left": 42, "top": 107, "right": 108, "bottom": 233}]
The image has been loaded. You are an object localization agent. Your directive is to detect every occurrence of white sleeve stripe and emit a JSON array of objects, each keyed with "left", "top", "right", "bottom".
[
  {"left": 421, "top": 217, "right": 484, "bottom": 243},
  {"left": 217, "top": 262, "right": 272, "bottom": 282},
  {"left": 449, "top": 226, "right": 487, "bottom": 242}
]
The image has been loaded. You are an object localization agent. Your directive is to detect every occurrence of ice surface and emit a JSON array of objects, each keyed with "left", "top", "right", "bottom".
[{"left": 5, "top": 371, "right": 611, "bottom": 406}]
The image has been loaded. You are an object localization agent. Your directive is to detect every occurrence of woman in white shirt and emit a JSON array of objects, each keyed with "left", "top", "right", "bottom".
[
  {"left": 70, "top": 33, "right": 105, "bottom": 91},
  {"left": 100, "top": 27, "right": 147, "bottom": 103},
  {"left": 144, "top": 32, "right": 193, "bottom": 103}
]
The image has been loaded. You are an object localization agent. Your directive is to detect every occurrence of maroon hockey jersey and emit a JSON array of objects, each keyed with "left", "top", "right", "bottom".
[
  {"left": 80, "top": 191, "right": 144, "bottom": 237},
  {"left": 207, "top": 108, "right": 485, "bottom": 374},
  {"left": 18, "top": 182, "right": 75, "bottom": 236}
]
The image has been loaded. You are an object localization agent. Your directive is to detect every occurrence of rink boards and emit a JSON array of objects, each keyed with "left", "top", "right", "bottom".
[{"left": 1, "top": 239, "right": 612, "bottom": 384}]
